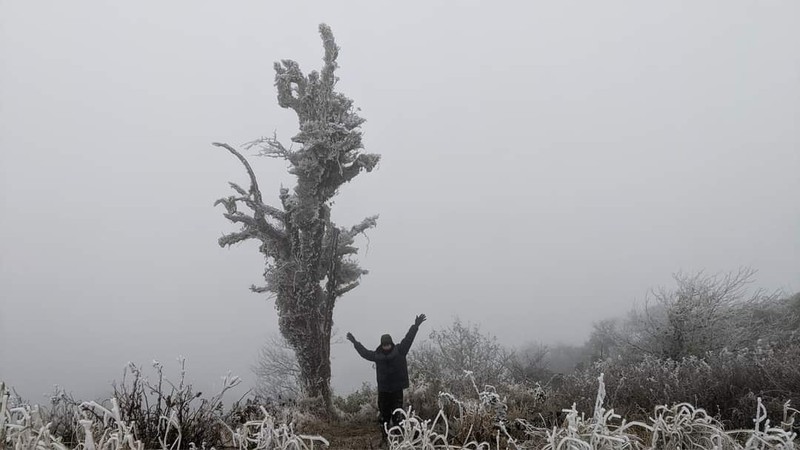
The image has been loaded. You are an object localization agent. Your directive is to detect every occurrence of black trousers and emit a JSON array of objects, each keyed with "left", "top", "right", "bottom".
[{"left": 377, "top": 390, "right": 404, "bottom": 437}]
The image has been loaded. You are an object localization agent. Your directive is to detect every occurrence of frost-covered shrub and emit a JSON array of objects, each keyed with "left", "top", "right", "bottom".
[
  {"left": 0, "top": 384, "right": 97, "bottom": 448},
  {"left": 408, "top": 318, "right": 514, "bottom": 408},
  {"left": 223, "top": 406, "right": 328, "bottom": 450},
  {"left": 549, "top": 343, "right": 800, "bottom": 431},
  {"left": 2, "top": 380, "right": 329, "bottom": 450},
  {"left": 79, "top": 398, "right": 147, "bottom": 450},
  {"left": 2, "top": 381, "right": 71, "bottom": 450},
  {"left": 587, "top": 272, "right": 798, "bottom": 368},
  {"left": 617, "top": 269, "right": 777, "bottom": 360},
  {"left": 434, "top": 371, "right": 519, "bottom": 445},
  {"left": 498, "top": 380, "right": 549, "bottom": 421},
  {"left": 1, "top": 358, "right": 247, "bottom": 450},
  {"left": 108, "top": 358, "right": 242, "bottom": 449},
  {"left": 332, "top": 383, "right": 376, "bottom": 423},
  {"left": 386, "top": 374, "right": 799, "bottom": 450}
]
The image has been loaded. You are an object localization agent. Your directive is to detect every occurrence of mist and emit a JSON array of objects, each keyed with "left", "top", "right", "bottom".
[{"left": 1, "top": 1, "right": 798, "bottom": 403}]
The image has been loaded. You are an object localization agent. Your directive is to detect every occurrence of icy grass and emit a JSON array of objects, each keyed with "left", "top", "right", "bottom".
[
  {"left": 0, "top": 380, "right": 326, "bottom": 450},
  {"left": 383, "top": 373, "right": 798, "bottom": 450},
  {"left": 3, "top": 374, "right": 798, "bottom": 450}
]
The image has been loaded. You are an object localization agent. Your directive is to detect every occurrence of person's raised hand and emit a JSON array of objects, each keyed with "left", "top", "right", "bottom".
[
  {"left": 414, "top": 314, "right": 427, "bottom": 327},
  {"left": 346, "top": 332, "right": 355, "bottom": 343}
]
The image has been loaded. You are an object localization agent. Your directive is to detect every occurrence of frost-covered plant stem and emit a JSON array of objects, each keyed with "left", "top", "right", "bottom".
[{"left": 1, "top": 382, "right": 8, "bottom": 450}]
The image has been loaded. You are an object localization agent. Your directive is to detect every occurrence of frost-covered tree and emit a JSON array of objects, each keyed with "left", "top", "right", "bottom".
[
  {"left": 252, "top": 334, "right": 302, "bottom": 403},
  {"left": 212, "top": 24, "right": 379, "bottom": 414},
  {"left": 622, "top": 268, "right": 768, "bottom": 359}
]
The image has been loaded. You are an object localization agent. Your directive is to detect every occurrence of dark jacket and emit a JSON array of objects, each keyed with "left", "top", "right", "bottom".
[{"left": 352, "top": 324, "right": 419, "bottom": 392}]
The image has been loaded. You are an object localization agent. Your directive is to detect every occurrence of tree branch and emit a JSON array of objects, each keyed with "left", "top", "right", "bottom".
[
  {"left": 347, "top": 215, "right": 379, "bottom": 238},
  {"left": 318, "top": 23, "right": 339, "bottom": 89},
  {"left": 239, "top": 197, "right": 286, "bottom": 222},
  {"left": 214, "top": 141, "right": 288, "bottom": 222},
  {"left": 339, "top": 153, "right": 380, "bottom": 185},
  {"left": 274, "top": 60, "right": 307, "bottom": 113},
  {"left": 243, "top": 134, "right": 296, "bottom": 162},
  {"left": 222, "top": 212, "right": 260, "bottom": 228},
  {"left": 228, "top": 182, "right": 248, "bottom": 196},
  {"left": 335, "top": 282, "right": 359, "bottom": 297},
  {"left": 213, "top": 142, "right": 264, "bottom": 205},
  {"left": 218, "top": 230, "right": 256, "bottom": 248},
  {"left": 223, "top": 212, "right": 287, "bottom": 245}
]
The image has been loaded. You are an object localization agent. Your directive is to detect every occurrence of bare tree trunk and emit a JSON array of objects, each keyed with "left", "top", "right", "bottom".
[
  {"left": 276, "top": 277, "right": 335, "bottom": 415},
  {"left": 284, "top": 313, "right": 333, "bottom": 414}
]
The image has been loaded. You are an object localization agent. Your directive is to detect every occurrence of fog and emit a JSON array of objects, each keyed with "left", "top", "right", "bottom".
[{"left": 1, "top": 1, "right": 798, "bottom": 403}]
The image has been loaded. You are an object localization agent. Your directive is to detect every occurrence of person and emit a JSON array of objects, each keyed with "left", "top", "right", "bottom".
[{"left": 347, "top": 314, "right": 427, "bottom": 441}]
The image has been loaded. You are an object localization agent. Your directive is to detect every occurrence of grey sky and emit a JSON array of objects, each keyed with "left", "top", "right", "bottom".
[{"left": 1, "top": 1, "right": 798, "bottom": 402}]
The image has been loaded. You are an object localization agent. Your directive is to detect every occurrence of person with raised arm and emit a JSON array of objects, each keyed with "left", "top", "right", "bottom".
[{"left": 347, "top": 314, "right": 427, "bottom": 442}]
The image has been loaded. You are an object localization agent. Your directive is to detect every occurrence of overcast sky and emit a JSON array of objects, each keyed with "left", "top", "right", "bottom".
[{"left": 1, "top": 1, "right": 798, "bottom": 402}]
